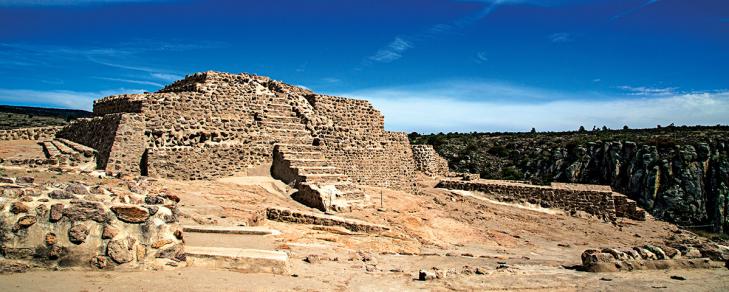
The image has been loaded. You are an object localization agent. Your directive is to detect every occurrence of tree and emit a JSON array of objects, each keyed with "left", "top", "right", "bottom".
[
  {"left": 623, "top": 125, "right": 629, "bottom": 130},
  {"left": 530, "top": 127, "right": 536, "bottom": 134},
  {"left": 578, "top": 126, "right": 586, "bottom": 133},
  {"left": 601, "top": 125, "right": 608, "bottom": 131}
]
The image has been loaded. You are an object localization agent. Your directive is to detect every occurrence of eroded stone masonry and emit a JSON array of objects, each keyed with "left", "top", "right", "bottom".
[{"left": 55, "top": 71, "right": 419, "bottom": 211}]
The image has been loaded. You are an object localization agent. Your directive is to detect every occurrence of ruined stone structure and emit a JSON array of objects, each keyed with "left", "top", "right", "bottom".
[
  {"left": 56, "top": 71, "right": 417, "bottom": 211},
  {"left": 0, "top": 126, "right": 60, "bottom": 141},
  {"left": 411, "top": 145, "right": 449, "bottom": 176},
  {"left": 437, "top": 179, "right": 646, "bottom": 221},
  {"left": 0, "top": 176, "right": 184, "bottom": 271},
  {"left": 581, "top": 245, "right": 726, "bottom": 272}
]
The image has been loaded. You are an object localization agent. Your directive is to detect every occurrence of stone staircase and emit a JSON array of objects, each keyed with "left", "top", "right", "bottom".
[
  {"left": 183, "top": 225, "right": 290, "bottom": 274},
  {"left": 40, "top": 138, "right": 97, "bottom": 166},
  {"left": 262, "top": 93, "right": 370, "bottom": 212}
]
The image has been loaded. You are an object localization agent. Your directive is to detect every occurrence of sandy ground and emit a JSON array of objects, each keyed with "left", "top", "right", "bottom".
[{"left": 1, "top": 168, "right": 728, "bottom": 291}]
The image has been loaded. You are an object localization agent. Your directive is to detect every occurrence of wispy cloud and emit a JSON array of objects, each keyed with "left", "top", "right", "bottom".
[
  {"left": 618, "top": 85, "right": 678, "bottom": 96},
  {"left": 0, "top": 0, "right": 167, "bottom": 7},
  {"left": 92, "top": 76, "right": 164, "bottom": 87},
  {"left": 335, "top": 81, "right": 729, "bottom": 133},
  {"left": 363, "top": 0, "right": 503, "bottom": 66},
  {"left": 611, "top": 0, "right": 661, "bottom": 21},
  {"left": 548, "top": 32, "right": 575, "bottom": 43},
  {"left": 0, "top": 88, "right": 145, "bottom": 110},
  {"left": 474, "top": 51, "right": 489, "bottom": 64},
  {"left": 368, "top": 37, "right": 413, "bottom": 63},
  {"left": 150, "top": 72, "right": 182, "bottom": 82}
]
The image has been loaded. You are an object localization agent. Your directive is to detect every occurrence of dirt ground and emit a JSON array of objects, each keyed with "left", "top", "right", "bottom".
[{"left": 1, "top": 167, "right": 728, "bottom": 291}]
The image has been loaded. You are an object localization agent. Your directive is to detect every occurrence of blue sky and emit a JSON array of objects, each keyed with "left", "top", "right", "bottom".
[{"left": 0, "top": 0, "right": 727, "bottom": 132}]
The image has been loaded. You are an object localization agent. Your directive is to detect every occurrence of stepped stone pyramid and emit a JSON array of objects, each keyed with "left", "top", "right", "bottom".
[{"left": 57, "top": 71, "right": 417, "bottom": 211}]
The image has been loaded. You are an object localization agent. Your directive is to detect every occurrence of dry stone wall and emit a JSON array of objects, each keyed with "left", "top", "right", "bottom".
[
  {"left": 57, "top": 113, "right": 145, "bottom": 176},
  {"left": 437, "top": 179, "right": 646, "bottom": 221},
  {"left": 412, "top": 145, "right": 449, "bottom": 176},
  {"left": 0, "top": 126, "right": 61, "bottom": 141}
]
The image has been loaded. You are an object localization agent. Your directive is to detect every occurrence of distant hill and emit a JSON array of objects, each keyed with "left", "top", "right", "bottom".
[{"left": 0, "top": 105, "right": 92, "bottom": 130}]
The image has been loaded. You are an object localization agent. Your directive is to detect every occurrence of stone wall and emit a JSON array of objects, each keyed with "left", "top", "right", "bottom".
[
  {"left": 437, "top": 179, "right": 646, "bottom": 220},
  {"left": 57, "top": 113, "right": 145, "bottom": 175},
  {"left": 93, "top": 94, "right": 145, "bottom": 116},
  {"left": 581, "top": 245, "right": 727, "bottom": 272},
  {"left": 0, "top": 126, "right": 61, "bottom": 141},
  {"left": 0, "top": 177, "right": 184, "bottom": 271},
  {"left": 147, "top": 142, "right": 271, "bottom": 180},
  {"left": 84, "top": 72, "right": 419, "bottom": 191},
  {"left": 305, "top": 94, "right": 416, "bottom": 190},
  {"left": 412, "top": 145, "right": 449, "bottom": 176}
]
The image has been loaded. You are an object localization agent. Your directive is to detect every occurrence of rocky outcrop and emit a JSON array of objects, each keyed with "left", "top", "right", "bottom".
[{"left": 413, "top": 128, "right": 729, "bottom": 234}]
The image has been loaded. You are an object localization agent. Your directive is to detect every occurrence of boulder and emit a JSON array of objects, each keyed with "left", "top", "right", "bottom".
[
  {"left": 10, "top": 202, "right": 30, "bottom": 214},
  {"left": 15, "top": 215, "right": 37, "bottom": 229},
  {"left": 63, "top": 200, "right": 107, "bottom": 222},
  {"left": 65, "top": 183, "right": 90, "bottom": 195},
  {"left": 68, "top": 224, "right": 89, "bottom": 244},
  {"left": 419, "top": 269, "right": 437, "bottom": 281},
  {"left": 111, "top": 205, "right": 150, "bottom": 223},
  {"left": 49, "top": 203, "right": 64, "bottom": 222},
  {"left": 102, "top": 225, "right": 119, "bottom": 239},
  {"left": 144, "top": 196, "right": 164, "bottom": 205},
  {"left": 49, "top": 190, "right": 76, "bottom": 200},
  {"left": 581, "top": 249, "right": 616, "bottom": 266},
  {"left": 107, "top": 239, "right": 134, "bottom": 264}
]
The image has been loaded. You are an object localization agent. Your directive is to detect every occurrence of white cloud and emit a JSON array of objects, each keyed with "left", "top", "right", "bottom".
[
  {"left": 0, "top": 88, "right": 145, "bottom": 110},
  {"left": 334, "top": 81, "right": 729, "bottom": 133},
  {"left": 368, "top": 37, "right": 413, "bottom": 63}
]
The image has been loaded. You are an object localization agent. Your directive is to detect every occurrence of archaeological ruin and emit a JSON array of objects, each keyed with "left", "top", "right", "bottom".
[{"left": 17, "top": 71, "right": 421, "bottom": 212}]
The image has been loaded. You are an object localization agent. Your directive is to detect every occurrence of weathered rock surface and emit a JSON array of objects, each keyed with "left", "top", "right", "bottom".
[{"left": 110, "top": 205, "right": 149, "bottom": 223}]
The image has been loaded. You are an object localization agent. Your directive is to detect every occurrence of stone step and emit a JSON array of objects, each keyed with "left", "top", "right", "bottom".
[
  {"left": 261, "top": 121, "right": 306, "bottom": 131},
  {"left": 268, "top": 128, "right": 311, "bottom": 138},
  {"left": 288, "top": 158, "right": 333, "bottom": 168},
  {"left": 302, "top": 174, "right": 349, "bottom": 183},
  {"left": 42, "top": 141, "right": 62, "bottom": 158},
  {"left": 271, "top": 137, "right": 315, "bottom": 145},
  {"left": 185, "top": 246, "right": 290, "bottom": 274},
  {"left": 295, "top": 166, "right": 339, "bottom": 175},
  {"left": 262, "top": 108, "right": 297, "bottom": 118},
  {"left": 264, "top": 115, "right": 301, "bottom": 124},
  {"left": 51, "top": 140, "right": 76, "bottom": 156},
  {"left": 183, "top": 225, "right": 280, "bottom": 235},
  {"left": 266, "top": 206, "right": 389, "bottom": 233},
  {"left": 280, "top": 151, "right": 325, "bottom": 160},
  {"left": 56, "top": 138, "right": 96, "bottom": 158},
  {"left": 275, "top": 143, "right": 322, "bottom": 153}
]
